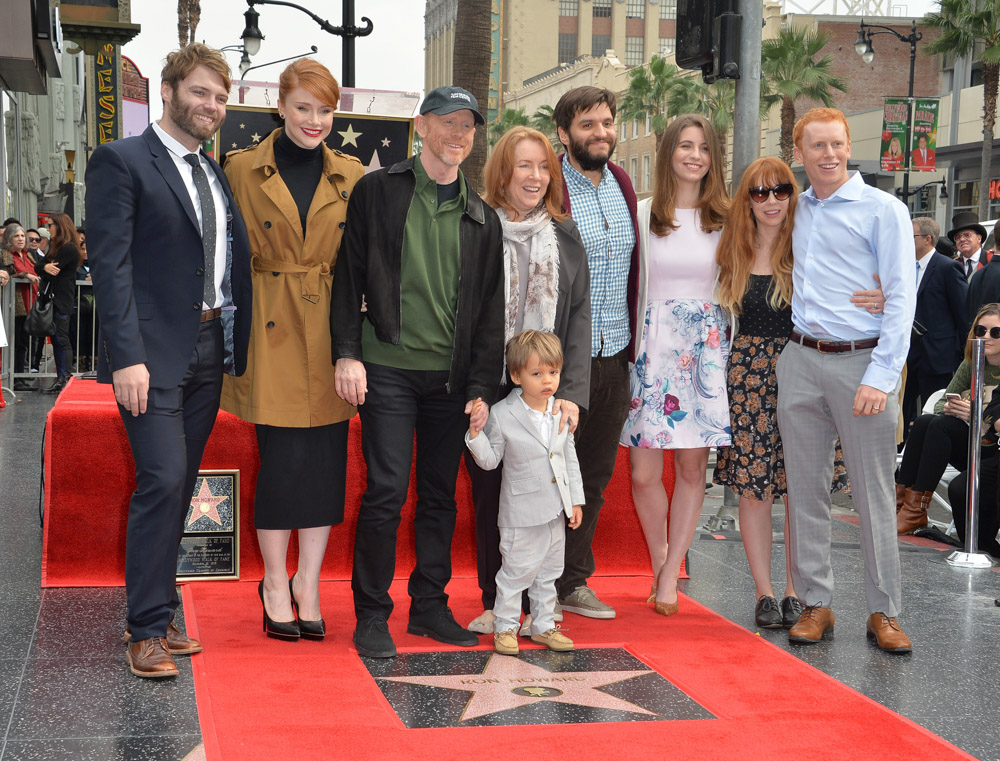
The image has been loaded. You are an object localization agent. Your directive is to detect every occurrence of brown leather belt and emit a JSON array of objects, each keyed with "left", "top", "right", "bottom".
[
  {"left": 790, "top": 329, "right": 878, "bottom": 354},
  {"left": 200, "top": 307, "right": 222, "bottom": 323}
]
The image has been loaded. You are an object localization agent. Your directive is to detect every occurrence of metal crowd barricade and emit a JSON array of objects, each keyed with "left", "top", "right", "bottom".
[
  {"left": 0, "top": 282, "right": 14, "bottom": 402},
  {"left": 947, "top": 337, "right": 995, "bottom": 569},
  {"left": 72, "top": 278, "right": 98, "bottom": 374}
]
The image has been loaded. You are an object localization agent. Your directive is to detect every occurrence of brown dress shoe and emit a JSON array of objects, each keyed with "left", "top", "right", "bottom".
[
  {"left": 895, "top": 483, "right": 906, "bottom": 514},
  {"left": 124, "top": 621, "right": 203, "bottom": 655},
  {"left": 788, "top": 605, "right": 834, "bottom": 643},
  {"left": 897, "top": 488, "right": 931, "bottom": 534},
  {"left": 126, "top": 637, "right": 179, "bottom": 678},
  {"left": 866, "top": 613, "right": 912, "bottom": 654}
]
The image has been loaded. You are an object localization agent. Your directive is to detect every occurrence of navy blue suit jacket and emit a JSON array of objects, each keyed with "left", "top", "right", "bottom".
[
  {"left": 910, "top": 252, "right": 967, "bottom": 376},
  {"left": 85, "top": 126, "right": 252, "bottom": 389}
]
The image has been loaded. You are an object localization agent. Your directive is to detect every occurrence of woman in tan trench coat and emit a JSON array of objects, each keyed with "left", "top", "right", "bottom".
[{"left": 222, "top": 58, "right": 364, "bottom": 641}]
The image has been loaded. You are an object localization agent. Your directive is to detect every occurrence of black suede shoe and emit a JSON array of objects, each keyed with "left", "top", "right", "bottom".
[
  {"left": 407, "top": 607, "right": 478, "bottom": 647},
  {"left": 754, "top": 595, "right": 783, "bottom": 629},
  {"left": 780, "top": 596, "right": 804, "bottom": 629},
  {"left": 354, "top": 617, "right": 396, "bottom": 658}
]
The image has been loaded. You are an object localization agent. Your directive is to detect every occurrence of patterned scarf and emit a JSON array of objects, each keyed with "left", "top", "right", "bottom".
[{"left": 499, "top": 205, "right": 560, "bottom": 349}]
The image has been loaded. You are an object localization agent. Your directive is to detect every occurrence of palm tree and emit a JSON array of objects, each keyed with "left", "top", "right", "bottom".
[
  {"left": 667, "top": 77, "right": 737, "bottom": 169},
  {"left": 619, "top": 55, "right": 682, "bottom": 144},
  {"left": 761, "top": 27, "right": 848, "bottom": 165},
  {"left": 488, "top": 108, "right": 531, "bottom": 146},
  {"left": 925, "top": 0, "right": 1000, "bottom": 221},
  {"left": 530, "top": 104, "right": 560, "bottom": 150},
  {"left": 177, "top": 0, "right": 201, "bottom": 48},
  {"left": 452, "top": 0, "right": 492, "bottom": 191}
]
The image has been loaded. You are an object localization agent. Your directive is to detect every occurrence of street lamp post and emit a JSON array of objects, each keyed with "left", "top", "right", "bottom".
[
  {"left": 855, "top": 19, "right": 922, "bottom": 211},
  {"left": 239, "top": 0, "right": 373, "bottom": 87}
]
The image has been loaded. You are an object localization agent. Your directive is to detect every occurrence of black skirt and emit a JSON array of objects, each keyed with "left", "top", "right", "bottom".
[{"left": 253, "top": 422, "right": 349, "bottom": 530}]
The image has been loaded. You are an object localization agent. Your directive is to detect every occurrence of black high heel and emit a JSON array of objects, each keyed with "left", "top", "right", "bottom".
[
  {"left": 258, "top": 580, "right": 300, "bottom": 641},
  {"left": 289, "top": 574, "right": 326, "bottom": 641}
]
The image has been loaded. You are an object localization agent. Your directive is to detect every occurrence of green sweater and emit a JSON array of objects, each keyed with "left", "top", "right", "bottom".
[{"left": 933, "top": 360, "right": 1000, "bottom": 414}]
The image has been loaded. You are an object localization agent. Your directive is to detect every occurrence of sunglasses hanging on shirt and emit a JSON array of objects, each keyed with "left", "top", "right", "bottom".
[
  {"left": 749, "top": 183, "right": 794, "bottom": 203},
  {"left": 973, "top": 325, "right": 1000, "bottom": 339}
]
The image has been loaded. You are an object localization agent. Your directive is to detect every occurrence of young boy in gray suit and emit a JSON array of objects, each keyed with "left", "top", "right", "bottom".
[{"left": 466, "top": 330, "right": 584, "bottom": 655}]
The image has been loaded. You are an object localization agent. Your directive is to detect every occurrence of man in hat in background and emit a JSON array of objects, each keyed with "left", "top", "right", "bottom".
[
  {"left": 951, "top": 212, "right": 990, "bottom": 284},
  {"left": 332, "top": 86, "right": 504, "bottom": 659}
]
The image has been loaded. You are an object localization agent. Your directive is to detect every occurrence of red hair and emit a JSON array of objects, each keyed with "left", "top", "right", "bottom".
[
  {"left": 483, "top": 127, "right": 567, "bottom": 222},
  {"left": 716, "top": 157, "right": 797, "bottom": 315},
  {"left": 278, "top": 58, "right": 340, "bottom": 109},
  {"left": 793, "top": 107, "right": 850, "bottom": 149}
]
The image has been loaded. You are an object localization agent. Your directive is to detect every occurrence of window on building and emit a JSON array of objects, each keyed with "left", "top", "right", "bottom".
[
  {"left": 626, "top": 35, "right": 644, "bottom": 67},
  {"left": 659, "top": 37, "right": 676, "bottom": 56},
  {"left": 633, "top": 118, "right": 639, "bottom": 138},
  {"left": 631, "top": 157, "right": 639, "bottom": 187},
  {"left": 558, "top": 33, "right": 578, "bottom": 64},
  {"left": 627, "top": 0, "right": 645, "bottom": 19},
  {"left": 645, "top": 113, "right": 651, "bottom": 135},
  {"left": 620, "top": 119, "right": 627, "bottom": 142},
  {"left": 643, "top": 154, "right": 651, "bottom": 192},
  {"left": 592, "top": 34, "right": 611, "bottom": 57},
  {"left": 593, "top": 0, "right": 611, "bottom": 18},
  {"left": 660, "top": 0, "right": 677, "bottom": 19},
  {"left": 559, "top": 0, "right": 579, "bottom": 16}
]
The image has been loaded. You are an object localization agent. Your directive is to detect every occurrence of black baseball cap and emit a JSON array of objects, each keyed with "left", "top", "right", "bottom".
[{"left": 419, "top": 86, "right": 485, "bottom": 125}]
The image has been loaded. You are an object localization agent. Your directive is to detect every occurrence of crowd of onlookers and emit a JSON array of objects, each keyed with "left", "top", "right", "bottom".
[{"left": 0, "top": 215, "right": 95, "bottom": 392}]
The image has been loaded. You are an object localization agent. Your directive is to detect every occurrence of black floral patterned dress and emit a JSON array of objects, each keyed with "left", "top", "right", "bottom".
[{"left": 713, "top": 274, "right": 849, "bottom": 499}]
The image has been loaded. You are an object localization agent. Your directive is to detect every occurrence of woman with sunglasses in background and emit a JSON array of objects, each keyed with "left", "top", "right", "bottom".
[
  {"left": 896, "top": 303, "right": 1000, "bottom": 535},
  {"left": 621, "top": 114, "right": 730, "bottom": 617},
  {"left": 714, "top": 157, "right": 883, "bottom": 628}
]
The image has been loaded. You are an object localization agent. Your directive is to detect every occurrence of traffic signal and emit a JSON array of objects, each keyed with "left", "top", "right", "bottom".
[{"left": 676, "top": 0, "right": 741, "bottom": 84}]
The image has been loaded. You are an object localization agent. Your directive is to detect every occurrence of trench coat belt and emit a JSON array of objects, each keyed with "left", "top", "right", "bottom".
[{"left": 251, "top": 255, "right": 331, "bottom": 304}]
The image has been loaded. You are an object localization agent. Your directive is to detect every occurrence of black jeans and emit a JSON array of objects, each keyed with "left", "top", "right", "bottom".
[
  {"left": 51, "top": 311, "right": 72, "bottom": 377},
  {"left": 947, "top": 460, "right": 1000, "bottom": 559},
  {"left": 352, "top": 362, "right": 469, "bottom": 622},
  {"left": 120, "top": 320, "right": 223, "bottom": 640},
  {"left": 557, "top": 348, "right": 631, "bottom": 599},
  {"left": 897, "top": 413, "right": 974, "bottom": 492}
]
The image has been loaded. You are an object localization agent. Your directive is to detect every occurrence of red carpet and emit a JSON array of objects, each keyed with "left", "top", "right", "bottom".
[
  {"left": 182, "top": 576, "right": 976, "bottom": 761},
  {"left": 42, "top": 379, "right": 676, "bottom": 587}
]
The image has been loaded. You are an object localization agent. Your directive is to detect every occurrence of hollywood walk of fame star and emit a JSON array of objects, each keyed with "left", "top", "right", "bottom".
[
  {"left": 251, "top": 132, "right": 262, "bottom": 143},
  {"left": 187, "top": 479, "right": 228, "bottom": 527},
  {"left": 338, "top": 123, "right": 362, "bottom": 148},
  {"left": 381, "top": 137, "right": 391, "bottom": 147},
  {"left": 378, "top": 652, "right": 656, "bottom": 722}
]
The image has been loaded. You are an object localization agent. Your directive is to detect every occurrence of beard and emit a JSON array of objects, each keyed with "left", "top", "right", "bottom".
[
  {"left": 568, "top": 132, "right": 616, "bottom": 172},
  {"left": 167, "top": 93, "right": 221, "bottom": 143}
]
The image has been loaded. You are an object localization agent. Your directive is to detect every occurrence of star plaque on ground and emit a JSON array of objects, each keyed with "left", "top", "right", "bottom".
[
  {"left": 361, "top": 648, "right": 715, "bottom": 728},
  {"left": 177, "top": 471, "right": 240, "bottom": 580}
]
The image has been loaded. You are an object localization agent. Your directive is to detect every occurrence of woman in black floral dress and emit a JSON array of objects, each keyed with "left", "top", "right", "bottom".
[{"left": 713, "top": 158, "right": 881, "bottom": 629}]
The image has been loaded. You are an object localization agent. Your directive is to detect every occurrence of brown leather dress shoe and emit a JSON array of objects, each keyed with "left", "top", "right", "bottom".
[
  {"left": 866, "top": 613, "right": 912, "bottom": 654},
  {"left": 124, "top": 621, "right": 203, "bottom": 655},
  {"left": 788, "top": 605, "right": 834, "bottom": 643},
  {"left": 126, "top": 637, "right": 179, "bottom": 678}
]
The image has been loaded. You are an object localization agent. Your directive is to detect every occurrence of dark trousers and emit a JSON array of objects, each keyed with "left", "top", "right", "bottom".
[
  {"left": 901, "top": 365, "right": 952, "bottom": 441},
  {"left": 557, "top": 349, "right": 630, "bottom": 599},
  {"left": 51, "top": 312, "right": 72, "bottom": 377},
  {"left": 352, "top": 363, "right": 468, "bottom": 622},
  {"left": 897, "top": 413, "right": 974, "bottom": 492},
  {"left": 947, "top": 461, "right": 1000, "bottom": 559},
  {"left": 120, "top": 320, "right": 223, "bottom": 641}
]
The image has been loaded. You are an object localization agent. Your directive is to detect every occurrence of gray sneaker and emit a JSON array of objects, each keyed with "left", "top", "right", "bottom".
[{"left": 559, "top": 586, "right": 615, "bottom": 619}]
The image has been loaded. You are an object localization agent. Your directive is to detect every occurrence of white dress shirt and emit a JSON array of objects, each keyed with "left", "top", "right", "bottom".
[
  {"left": 152, "top": 122, "right": 227, "bottom": 309},
  {"left": 916, "top": 250, "right": 934, "bottom": 291}
]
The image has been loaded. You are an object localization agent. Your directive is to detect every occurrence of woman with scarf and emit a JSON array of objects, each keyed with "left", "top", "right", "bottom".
[
  {"left": 1, "top": 224, "right": 40, "bottom": 388},
  {"left": 465, "top": 126, "right": 591, "bottom": 635}
]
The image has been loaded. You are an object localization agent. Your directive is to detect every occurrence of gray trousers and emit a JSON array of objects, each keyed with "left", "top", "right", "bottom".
[
  {"left": 494, "top": 515, "right": 565, "bottom": 635},
  {"left": 776, "top": 341, "right": 902, "bottom": 617}
]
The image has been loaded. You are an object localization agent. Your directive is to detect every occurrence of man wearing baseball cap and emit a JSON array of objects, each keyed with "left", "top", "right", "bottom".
[{"left": 332, "top": 86, "right": 503, "bottom": 658}]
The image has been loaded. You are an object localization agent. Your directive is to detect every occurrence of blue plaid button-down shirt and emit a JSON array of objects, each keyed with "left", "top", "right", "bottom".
[{"left": 562, "top": 156, "right": 635, "bottom": 357}]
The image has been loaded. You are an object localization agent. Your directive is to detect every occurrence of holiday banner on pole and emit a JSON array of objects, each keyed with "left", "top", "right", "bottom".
[
  {"left": 880, "top": 97, "right": 908, "bottom": 172},
  {"left": 911, "top": 97, "right": 940, "bottom": 172}
]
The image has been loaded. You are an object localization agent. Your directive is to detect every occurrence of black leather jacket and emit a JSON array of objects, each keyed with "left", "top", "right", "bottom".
[{"left": 331, "top": 156, "right": 504, "bottom": 404}]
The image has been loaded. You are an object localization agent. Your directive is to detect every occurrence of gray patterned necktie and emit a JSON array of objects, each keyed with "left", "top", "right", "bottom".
[{"left": 183, "top": 153, "right": 216, "bottom": 308}]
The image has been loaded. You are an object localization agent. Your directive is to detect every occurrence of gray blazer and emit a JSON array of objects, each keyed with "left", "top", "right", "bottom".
[{"left": 466, "top": 389, "right": 585, "bottom": 527}]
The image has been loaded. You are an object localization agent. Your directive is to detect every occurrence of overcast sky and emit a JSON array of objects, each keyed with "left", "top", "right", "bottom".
[{"left": 123, "top": 1, "right": 426, "bottom": 121}]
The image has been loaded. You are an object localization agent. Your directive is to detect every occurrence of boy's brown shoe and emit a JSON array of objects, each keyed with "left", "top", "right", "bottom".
[
  {"left": 530, "top": 627, "right": 574, "bottom": 652},
  {"left": 494, "top": 629, "right": 519, "bottom": 655}
]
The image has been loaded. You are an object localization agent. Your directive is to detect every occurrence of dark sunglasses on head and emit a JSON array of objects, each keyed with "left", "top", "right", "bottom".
[
  {"left": 749, "top": 184, "right": 794, "bottom": 203},
  {"left": 974, "top": 325, "right": 1000, "bottom": 339},
  {"left": 27, "top": 237, "right": 40, "bottom": 243}
]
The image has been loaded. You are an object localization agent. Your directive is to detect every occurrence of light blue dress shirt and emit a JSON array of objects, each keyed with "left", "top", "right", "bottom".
[{"left": 791, "top": 171, "right": 916, "bottom": 392}]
